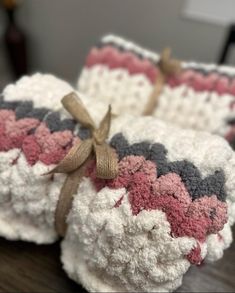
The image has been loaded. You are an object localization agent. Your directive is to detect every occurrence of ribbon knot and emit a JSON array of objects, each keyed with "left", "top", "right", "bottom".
[
  {"left": 49, "top": 92, "right": 119, "bottom": 236},
  {"left": 48, "top": 92, "right": 118, "bottom": 179},
  {"left": 143, "top": 47, "right": 182, "bottom": 115},
  {"left": 158, "top": 47, "right": 181, "bottom": 76}
]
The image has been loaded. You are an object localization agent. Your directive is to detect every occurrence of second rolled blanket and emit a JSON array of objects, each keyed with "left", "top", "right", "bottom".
[{"left": 77, "top": 34, "right": 235, "bottom": 146}]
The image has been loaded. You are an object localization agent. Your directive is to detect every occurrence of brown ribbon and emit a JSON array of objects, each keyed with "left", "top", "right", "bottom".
[
  {"left": 48, "top": 92, "right": 119, "bottom": 237},
  {"left": 142, "top": 47, "right": 182, "bottom": 116}
]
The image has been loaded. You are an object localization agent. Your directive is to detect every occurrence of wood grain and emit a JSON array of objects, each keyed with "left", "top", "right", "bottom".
[{"left": 0, "top": 227, "right": 234, "bottom": 292}]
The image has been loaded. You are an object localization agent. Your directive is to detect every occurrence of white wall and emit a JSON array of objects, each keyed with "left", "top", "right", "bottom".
[{"left": 6, "top": 0, "right": 235, "bottom": 83}]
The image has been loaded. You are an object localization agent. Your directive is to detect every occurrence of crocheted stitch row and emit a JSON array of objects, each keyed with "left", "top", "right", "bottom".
[
  {"left": 87, "top": 44, "right": 235, "bottom": 95},
  {"left": 0, "top": 96, "right": 227, "bottom": 203},
  {"left": 78, "top": 34, "right": 235, "bottom": 145},
  {"left": 0, "top": 84, "right": 230, "bottom": 267},
  {"left": 86, "top": 135, "right": 228, "bottom": 264},
  {"left": 0, "top": 97, "right": 91, "bottom": 166}
]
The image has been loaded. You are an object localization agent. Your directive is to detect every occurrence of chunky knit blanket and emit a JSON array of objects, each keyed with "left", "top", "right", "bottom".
[
  {"left": 0, "top": 73, "right": 106, "bottom": 243},
  {"left": 77, "top": 34, "right": 235, "bottom": 148},
  {"left": 62, "top": 118, "right": 235, "bottom": 292},
  {"left": 1, "top": 73, "right": 235, "bottom": 292}
]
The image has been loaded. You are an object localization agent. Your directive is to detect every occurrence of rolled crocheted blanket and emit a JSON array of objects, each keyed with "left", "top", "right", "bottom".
[
  {"left": 1, "top": 73, "right": 235, "bottom": 292},
  {"left": 0, "top": 73, "right": 106, "bottom": 243},
  {"left": 77, "top": 34, "right": 235, "bottom": 147},
  {"left": 61, "top": 115, "right": 235, "bottom": 292}
]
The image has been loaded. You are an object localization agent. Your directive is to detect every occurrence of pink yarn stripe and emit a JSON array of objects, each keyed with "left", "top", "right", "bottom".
[
  {"left": 85, "top": 46, "right": 158, "bottom": 83},
  {"left": 85, "top": 45, "right": 235, "bottom": 96},
  {"left": 87, "top": 156, "right": 227, "bottom": 244},
  {"left": 0, "top": 109, "right": 77, "bottom": 166}
]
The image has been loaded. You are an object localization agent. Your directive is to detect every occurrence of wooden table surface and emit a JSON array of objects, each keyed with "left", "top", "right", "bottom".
[{"left": 0, "top": 227, "right": 234, "bottom": 292}]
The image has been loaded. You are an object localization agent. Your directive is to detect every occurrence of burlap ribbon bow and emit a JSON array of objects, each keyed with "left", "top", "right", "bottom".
[
  {"left": 48, "top": 92, "right": 119, "bottom": 237},
  {"left": 143, "top": 47, "right": 182, "bottom": 115}
]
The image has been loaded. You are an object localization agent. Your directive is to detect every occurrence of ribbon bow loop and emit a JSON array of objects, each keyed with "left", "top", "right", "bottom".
[
  {"left": 62, "top": 92, "right": 96, "bottom": 131},
  {"left": 49, "top": 92, "right": 119, "bottom": 237},
  {"left": 93, "top": 105, "right": 112, "bottom": 145},
  {"left": 48, "top": 92, "right": 118, "bottom": 179}
]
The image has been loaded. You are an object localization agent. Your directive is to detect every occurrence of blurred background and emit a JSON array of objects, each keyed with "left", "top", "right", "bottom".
[{"left": 1, "top": 0, "right": 235, "bottom": 90}]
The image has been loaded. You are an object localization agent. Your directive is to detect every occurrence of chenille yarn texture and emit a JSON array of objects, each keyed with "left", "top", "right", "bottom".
[
  {"left": 0, "top": 73, "right": 235, "bottom": 292},
  {"left": 61, "top": 116, "right": 235, "bottom": 292},
  {"left": 0, "top": 73, "right": 106, "bottom": 243},
  {"left": 77, "top": 34, "right": 235, "bottom": 147}
]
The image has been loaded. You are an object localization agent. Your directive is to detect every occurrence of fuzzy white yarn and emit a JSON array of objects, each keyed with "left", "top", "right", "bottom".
[
  {"left": 62, "top": 180, "right": 195, "bottom": 292},
  {"left": 3, "top": 73, "right": 73, "bottom": 110},
  {"left": 61, "top": 114, "right": 235, "bottom": 292},
  {"left": 0, "top": 74, "right": 73, "bottom": 243}
]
